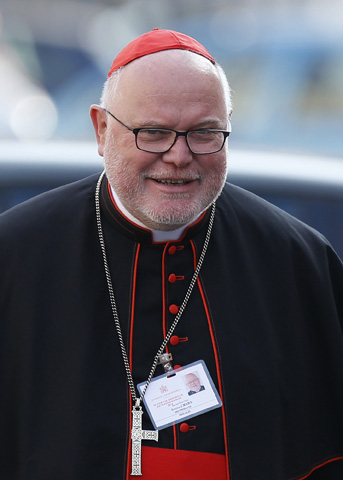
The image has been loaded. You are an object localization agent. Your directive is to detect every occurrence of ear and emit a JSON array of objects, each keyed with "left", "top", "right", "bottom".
[{"left": 90, "top": 105, "right": 108, "bottom": 157}]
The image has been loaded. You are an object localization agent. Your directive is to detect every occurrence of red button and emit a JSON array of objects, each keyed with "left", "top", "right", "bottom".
[
  {"left": 169, "top": 304, "right": 179, "bottom": 315},
  {"left": 170, "top": 336, "right": 188, "bottom": 346},
  {"left": 168, "top": 246, "right": 177, "bottom": 255},
  {"left": 180, "top": 423, "right": 190, "bottom": 433},
  {"left": 180, "top": 423, "right": 196, "bottom": 433},
  {"left": 168, "top": 274, "right": 177, "bottom": 284},
  {"left": 170, "top": 335, "right": 180, "bottom": 346}
]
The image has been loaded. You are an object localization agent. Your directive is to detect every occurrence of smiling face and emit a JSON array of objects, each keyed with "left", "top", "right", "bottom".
[
  {"left": 91, "top": 50, "right": 229, "bottom": 230},
  {"left": 186, "top": 373, "right": 201, "bottom": 392}
]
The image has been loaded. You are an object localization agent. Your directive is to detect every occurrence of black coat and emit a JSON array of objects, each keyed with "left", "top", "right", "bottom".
[{"left": 1, "top": 174, "right": 342, "bottom": 479}]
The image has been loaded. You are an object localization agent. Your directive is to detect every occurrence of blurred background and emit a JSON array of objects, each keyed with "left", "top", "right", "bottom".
[{"left": 1, "top": 0, "right": 342, "bottom": 156}]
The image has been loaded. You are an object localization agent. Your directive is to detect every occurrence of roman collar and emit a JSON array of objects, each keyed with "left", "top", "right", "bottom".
[{"left": 99, "top": 174, "right": 211, "bottom": 245}]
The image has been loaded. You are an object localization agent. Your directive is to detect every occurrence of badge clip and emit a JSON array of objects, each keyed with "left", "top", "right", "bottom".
[{"left": 157, "top": 353, "right": 173, "bottom": 373}]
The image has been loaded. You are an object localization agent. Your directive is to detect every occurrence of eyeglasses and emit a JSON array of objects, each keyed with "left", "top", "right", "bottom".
[
  {"left": 104, "top": 109, "right": 231, "bottom": 155},
  {"left": 186, "top": 379, "right": 199, "bottom": 386}
]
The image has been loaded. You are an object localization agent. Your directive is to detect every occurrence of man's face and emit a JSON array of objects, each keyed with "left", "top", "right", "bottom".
[
  {"left": 93, "top": 50, "right": 229, "bottom": 231},
  {"left": 186, "top": 373, "right": 201, "bottom": 392}
]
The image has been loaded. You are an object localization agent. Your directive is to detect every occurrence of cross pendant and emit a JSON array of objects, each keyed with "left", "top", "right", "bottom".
[{"left": 131, "top": 406, "right": 158, "bottom": 476}]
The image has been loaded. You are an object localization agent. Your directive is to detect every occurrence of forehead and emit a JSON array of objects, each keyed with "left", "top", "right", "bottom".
[{"left": 112, "top": 50, "right": 226, "bottom": 117}]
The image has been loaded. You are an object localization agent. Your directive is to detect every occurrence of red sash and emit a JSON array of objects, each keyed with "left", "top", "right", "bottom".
[{"left": 138, "top": 446, "right": 227, "bottom": 479}]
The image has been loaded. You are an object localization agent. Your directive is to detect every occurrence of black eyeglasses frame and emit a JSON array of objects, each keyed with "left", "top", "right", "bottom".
[{"left": 104, "top": 109, "right": 231, "bottom": 155}]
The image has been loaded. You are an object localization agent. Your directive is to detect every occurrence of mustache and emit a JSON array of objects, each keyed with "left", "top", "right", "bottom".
[{"left": 143, "top": 170, "right": 201, "bottom": 181}]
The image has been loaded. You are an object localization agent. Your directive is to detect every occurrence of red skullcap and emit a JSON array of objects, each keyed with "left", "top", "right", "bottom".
[{"left": 107, "top": 28, "right": 215, "bottom": 77}]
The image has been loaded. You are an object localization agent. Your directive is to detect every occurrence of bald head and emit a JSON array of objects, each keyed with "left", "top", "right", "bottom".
[{"left": 101, "top": 49, "right": 232, "bottom": 117}]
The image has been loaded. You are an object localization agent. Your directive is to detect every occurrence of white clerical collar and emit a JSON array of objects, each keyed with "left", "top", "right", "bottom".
[{"left": 110, "top": 186, "right": 199, "bottom": 242}]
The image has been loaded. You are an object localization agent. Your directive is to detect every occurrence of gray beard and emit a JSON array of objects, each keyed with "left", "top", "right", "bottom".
[{"left": 103, "top": 137, "right": 227, "bottom": 230}]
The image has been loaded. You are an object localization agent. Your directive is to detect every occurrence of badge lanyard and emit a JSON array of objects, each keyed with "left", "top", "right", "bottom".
[{"left": 95, "top": 171, "right": 216, "bottom": 475}]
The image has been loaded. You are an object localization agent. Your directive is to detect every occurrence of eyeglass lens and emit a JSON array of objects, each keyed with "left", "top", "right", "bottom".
[{"left": 136, "top": 129, "right": 226, "bottom": 154}]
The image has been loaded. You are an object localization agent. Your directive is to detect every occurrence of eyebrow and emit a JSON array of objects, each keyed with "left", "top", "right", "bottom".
[
  {"left": 193, "top": 118, "right": 226, "bottom": 129},
  {"left": 136, "top": 117, "right": 226, "bottom": 130}
]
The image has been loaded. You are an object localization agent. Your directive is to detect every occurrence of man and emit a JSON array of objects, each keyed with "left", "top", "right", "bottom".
[
  {"left": 185, "top": 373, "right": 205, "bottom": 395},
  {"left": 0, "top": 29, "right": 342, "bottom": 480}
]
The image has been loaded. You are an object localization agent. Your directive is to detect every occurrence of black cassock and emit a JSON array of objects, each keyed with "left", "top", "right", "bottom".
[{"left": 1, "top": 174, "right": 342, "bottom": 479}]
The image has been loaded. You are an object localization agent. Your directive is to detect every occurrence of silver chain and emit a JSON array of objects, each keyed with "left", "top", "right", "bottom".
[{"left": 95, "top": 171, "right": 216, "bottom": 407}]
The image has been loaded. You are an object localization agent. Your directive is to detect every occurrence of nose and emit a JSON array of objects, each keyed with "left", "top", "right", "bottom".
[{"left": 162, "top": 135, "right": 193, "bottom": 167}]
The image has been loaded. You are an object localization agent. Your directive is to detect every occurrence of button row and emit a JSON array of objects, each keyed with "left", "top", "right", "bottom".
[{"left": 166, "top": 246, "right": 194, "bottom": 435}]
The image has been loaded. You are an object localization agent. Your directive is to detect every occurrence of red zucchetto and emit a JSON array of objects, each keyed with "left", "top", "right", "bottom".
[{"left": 107, "top": 28, "right": 215, "bottom": 77}]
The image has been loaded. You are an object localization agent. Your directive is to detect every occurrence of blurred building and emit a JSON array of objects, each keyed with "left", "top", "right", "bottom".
[{"left": 0, "top": 0, "right": 342, "bottom": 156}]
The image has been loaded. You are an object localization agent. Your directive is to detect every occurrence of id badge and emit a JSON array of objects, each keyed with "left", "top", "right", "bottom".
[{"left": 137, "top": 360, "right": 222, "bottom": 430}]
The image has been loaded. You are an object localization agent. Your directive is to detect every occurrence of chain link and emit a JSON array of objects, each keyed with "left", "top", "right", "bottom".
[{"left": 95, "top": 171, "right": 216, "bottom": 406}]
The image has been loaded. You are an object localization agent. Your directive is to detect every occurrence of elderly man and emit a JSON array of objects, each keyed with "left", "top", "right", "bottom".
[
  {"left": 185, "top": 372, "right": 205, "bottom": 395},
  {"left": 0, "top": 29, "right": 342, "bottom": 480}
]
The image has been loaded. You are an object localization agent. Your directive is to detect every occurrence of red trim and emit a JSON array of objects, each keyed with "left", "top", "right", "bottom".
[
  {"left": 190, "top": 240, "right": 230, "bottom": 480},
  {"left": 129, "top": 244, "right": 141, "bottom": 369},
  {"left": 178, "top": 210, "right": 207, "bottom": 242},
  {"left": 290, "top": 456, "right": 343, "bottom": 480},
  {"left": 162, "top": 244, "right": 169, "bottom": 344},
  {"left": 151, "top": 211, "right": 207, "bottom": 245},
  {"left": 173, "top": 424, "right": 177, "bottom": 450},
  {"left": 107, "top": 182, "right": 152, "bottom": 234},
  {"left": 126, "top": 244, "right": 141, "bottom": 479}
]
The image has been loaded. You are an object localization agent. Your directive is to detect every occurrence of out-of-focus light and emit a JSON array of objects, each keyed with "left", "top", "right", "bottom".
[
  {"left": 210, "top": 7, "right": 258, "bottom": 53},
  {"left": 82, "top": 7, "right": 140, "bottom": 73},
  {"left": 10, "top": 94, "right": 58, "bottom": 140}
]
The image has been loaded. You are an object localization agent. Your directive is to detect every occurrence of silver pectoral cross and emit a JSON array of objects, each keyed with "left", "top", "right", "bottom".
[{"left": 131, "top": 405, "right": 158, "bottom": 476}]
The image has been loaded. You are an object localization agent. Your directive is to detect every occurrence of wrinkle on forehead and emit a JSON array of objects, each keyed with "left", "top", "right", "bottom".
[
  {"left": 115, "top": 50, "right": 222, "bottom": 98},
  {"left": 110, "top": 50, "right": 227, "bottom": 122},
  {"left": 129, "top": 48, "right": 218, "bottom": 75}
]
